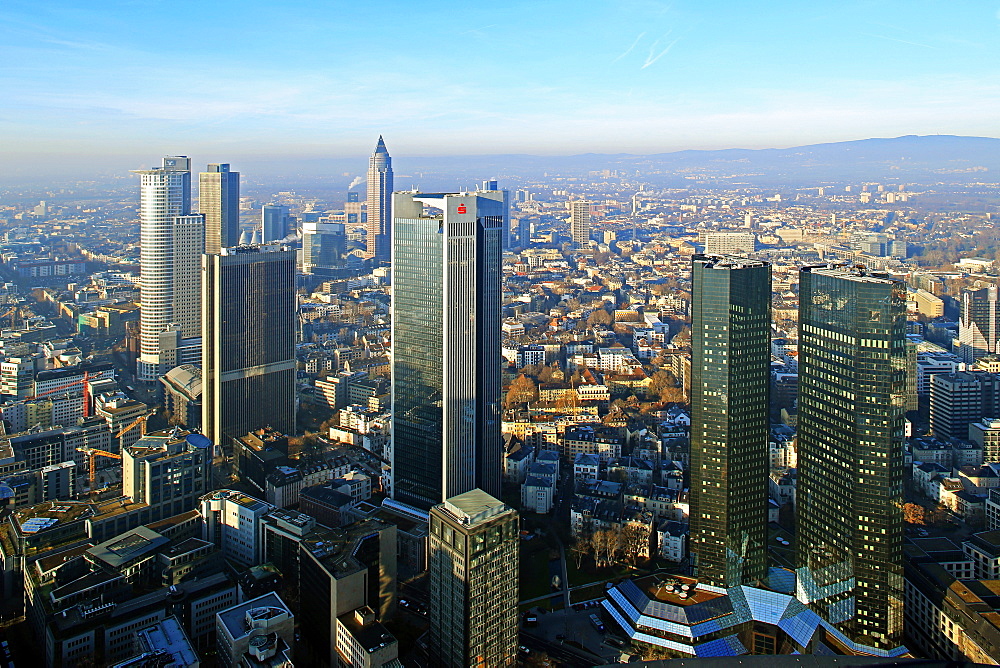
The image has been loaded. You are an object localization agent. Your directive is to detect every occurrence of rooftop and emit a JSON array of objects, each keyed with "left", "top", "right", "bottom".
[
  {"left": 87, "top": 526, "right": 169, "bottom": 568},
  {"left": 440, "top": 489, "right": 510, "bottom": 525}
]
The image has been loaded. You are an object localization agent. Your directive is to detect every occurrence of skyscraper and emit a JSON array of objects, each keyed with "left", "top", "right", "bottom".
[
  {"left": 796, "top": 264, "right": 906, "bottom": 651},
  {"left": 133, "top": 156, "right": 205, "bottom": 382},
  {"left": 261, "top": 204, "right": 291, "bottom": 243},
  {"left": 958, "top": 286, "right": 1000, "bottom": 363},
  {"left": 301, "top": 222, "right": 346, "bottom": 275},
  {"left": 391, "top": 191, "right": 503, "bottom": 510},
  {"left": 365, "top": 136, "right": 393, "bottom": 262},
  {"left": 199, "top": 163, "right": 240, "bottom": 254},
  {"left": 689, "top": 255, "right": 771, "bottom": 589},
  {"left": 570, "top": 200, "right": 591, "bottom": 249},
  {"left": 429, "top": 490, "right": 518, "bottom": 667},
  {"left": 479, "top": 179, "right": 511, "bottom": 249},
  {"left": 202, "top": 245, "right": 296, "bottom": 446}
]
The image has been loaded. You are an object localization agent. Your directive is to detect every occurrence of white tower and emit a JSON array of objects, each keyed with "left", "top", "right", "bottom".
[{"left": 133, "top": 157, "right": 205, "bottom": 382}]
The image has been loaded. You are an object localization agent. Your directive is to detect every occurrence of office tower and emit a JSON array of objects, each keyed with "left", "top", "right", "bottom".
[
  {"left": 689, "top": 255, "right": 771, "bottom": 589},
  {"left": 929, "top": 371, "right": 1000, "bottom": 441},
  {"left": 796, "top": 265, "right": 906, "bottom": 651},
  {"left": 365, "top": 136, "right": 393, "bottom": 261},
  {"left": 122, "top": 430, "right": 213, "bottom": 523},
  {"left": 345, "top": 189, "right": 363, "bottom": 225},
  {"left": 479, "top": 179, "right": 511, "bottom": 249},
  {"left": 261, "top": 204, "right": 291, "bottom": 243},
  {"left": 959, "top": 287, "right": 1000, "bottom": 363},
  {"left": 391, "top": 191, "right": 503, "bottom": 510},
  {"left": 199, "top": 163, "right": 240, "bottom": 254},
  {"left": 133, "top": 156, "right": 205, "bottom": 382},
  {"left": 202, "top": 245, "right": 295, "bottom": 447},
  {"left": 570, "top": 200, "right": 591, "bottom": 249},
  {"left": 429, "top": 490, "right": 518, "bottom": 667},
  {"left": 297, "top": 518, "right": 397, "bottom": 666},
  {"left": 301, "top": 221, "right": 346, "bottom": 274},
  {"left": 517, "top": 217, "right": 532, "bottom": 250}
]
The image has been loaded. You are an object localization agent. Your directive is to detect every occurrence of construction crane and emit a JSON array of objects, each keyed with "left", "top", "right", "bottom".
[
  {"left": 14, "top": 370, "right": 92, "bottom": 418},
  {"left": 77, "top": 446, "right": 122, "bottom": 493},
  {"left": 116, "top": 411, "right": 154, "bottom": 442}
]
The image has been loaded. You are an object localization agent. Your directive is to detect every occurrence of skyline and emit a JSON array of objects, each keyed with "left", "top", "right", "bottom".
[{"left": 3, "top": 0, "right": 1000, "bottom": 178}]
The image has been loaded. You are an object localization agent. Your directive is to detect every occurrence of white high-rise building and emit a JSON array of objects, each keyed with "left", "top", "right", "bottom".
[
  {"left": 570, "top": 200, "right": 591, "bottom": 249},
  {"left": 133, "top": 157, "right": 205, "bottom": 382},
  {"left": 703, "top": 231, "right": 756, "bottom": 256}
]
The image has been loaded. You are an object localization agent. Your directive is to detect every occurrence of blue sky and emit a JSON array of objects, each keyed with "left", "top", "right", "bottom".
[{"left": 2, "top": 0, "right": 999, "bottom": 168}]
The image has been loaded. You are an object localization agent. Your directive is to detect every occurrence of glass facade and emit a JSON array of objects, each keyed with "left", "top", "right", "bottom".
[
  {"left": 199, "top": 163, "right": 240, "bottom": 254},
  {"left": 689, "top": 255, "right": 771, "bottom": 588},
  {"left": 795, "top": 265, "right": 906, "bottom": 650},
  {"left": 429, "top": 492, "right": 518, "bottom": 667},
  {"left": 202, "top": 246, "right": 297, "bottom": 445},
  {"left": 392, "top": 193, "right": 503, "bottom": 510}
]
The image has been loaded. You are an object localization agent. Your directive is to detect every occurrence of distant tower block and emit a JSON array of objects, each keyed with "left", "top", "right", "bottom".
[
  {"left": 744, "top": 212, "right": 753, "bottom": 227},
  {"left": 365, "top": 136, "right": 393, "bottom": 262}
]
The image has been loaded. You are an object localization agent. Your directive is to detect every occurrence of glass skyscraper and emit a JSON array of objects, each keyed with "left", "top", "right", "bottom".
[
  {"left": 429, "top": 490, "right": 518, "bottom": 667},
  {"left": 689, "top": 254, "right": 771, "bottom": 589},
  {"left": 796, "top": 264, "right": 906, "bottom": 651},
  {"left": 132, "top": 156, "right": 204, "bottom": 381},
  {"left": 202, "top": 245, "right": 297, "bottom": 446},
  {"left": 199, "top": 163, "right": 240, "bottom": 254},
  {"left": 391, "top": 191, "right": 503, "bottom": 510}
]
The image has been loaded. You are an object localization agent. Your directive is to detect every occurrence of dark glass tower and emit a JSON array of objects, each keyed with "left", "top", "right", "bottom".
[
  {"left": 429, "top": 490, "right": 518, "bottom": 667},
  {"left": 796, "top": 264, "right": 906, "bottom": 651},
  {"left": 689, "top": 254, "right": 771, "bottom": 588},
  {"left": 202, "top": 245, "right": 297, "bottom": 446},
  {"left": 391, "top": 191, "right": 503, "bottom": 510},
  {"left": 199, "top": 163, "right": 240, "bottom": 254}
]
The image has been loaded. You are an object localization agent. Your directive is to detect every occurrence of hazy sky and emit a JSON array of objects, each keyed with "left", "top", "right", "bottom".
[{"left": 2, "top": 0, "right": 1000, "bottom": 172}]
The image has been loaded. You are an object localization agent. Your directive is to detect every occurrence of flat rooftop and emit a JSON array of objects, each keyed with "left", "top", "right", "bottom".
[{"left": 639, "top": 574, "right": 726, "bottom": 608}]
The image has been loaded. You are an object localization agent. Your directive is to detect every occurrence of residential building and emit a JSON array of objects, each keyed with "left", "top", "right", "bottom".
[
  {"left": 689, "top": 255, "right": 771, "bottom": 589},
  {"left": 132, "top": 156, "right": 205, "bottom": 381},
  {"left": 391, "top": 191, "right": 503, "bottom": 510},
  {"left": 199, "top": 163, "right": 240, "bottom": 254},
  {"left": 795, "top": 264, "right": 906, "bottom": 650},
  {"left": 429, "top": 490, "right": 518, "bottom": 667},
  {"left": 703, "top": 231, "right": 755, "bottom": 256},
  {"left": 202, "top": 245, "right": 296, "bottom": 446}
]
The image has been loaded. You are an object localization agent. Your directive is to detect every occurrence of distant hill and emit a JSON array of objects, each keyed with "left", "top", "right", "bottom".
[{"left": 394, "top": 135, "right": 1000, "bottom": 187}]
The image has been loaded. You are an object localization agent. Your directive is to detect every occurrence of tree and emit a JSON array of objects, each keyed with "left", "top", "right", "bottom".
[
  {"left": 618, "top": 523, "right": 650, "bottom": 565},
  {"left": 648, "top": 370, "right": 678, "bottom": 397},
  {"left": 505, "top": 374, "right": 538, "bottom": 407},
  {"left": 570, "top": 534, "right": 591, "bottom": 569},
  {"left": 587, "top": 308, "right": 612, "bottom": 327},
  {"left": 903, "top": 502, "right": 926, "bottom": 525}
]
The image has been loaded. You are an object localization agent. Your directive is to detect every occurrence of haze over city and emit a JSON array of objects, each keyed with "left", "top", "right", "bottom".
[{"left": 4, "top": 0, "right": 1000, "bottom": 181}]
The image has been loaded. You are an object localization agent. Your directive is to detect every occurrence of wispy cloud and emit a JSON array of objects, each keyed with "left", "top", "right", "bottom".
[
  {"left": 642, "top": 35, "right": 680, "bottom": 69},
  {"left": 612, "top": 32, "right": 646, "bottom": 63}
]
